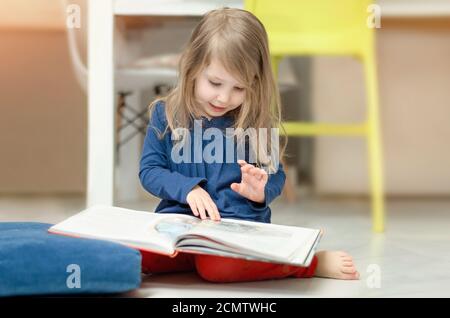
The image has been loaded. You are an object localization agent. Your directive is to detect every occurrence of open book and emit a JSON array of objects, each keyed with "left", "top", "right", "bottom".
[{"left": 48, "top": 205, "right": 322, "bottom": 267}]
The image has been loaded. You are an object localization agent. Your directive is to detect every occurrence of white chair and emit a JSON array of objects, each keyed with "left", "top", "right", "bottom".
[
  {"left": 62, "top": 0, "right": 179, "bottom": 118},
  {"left": 61, "top": 0, "right": 179, "bottom": 201}
]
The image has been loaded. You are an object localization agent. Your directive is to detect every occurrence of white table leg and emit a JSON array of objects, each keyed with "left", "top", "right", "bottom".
[{"left": 87, "top": 0, "right": 115, "bottom": 207}]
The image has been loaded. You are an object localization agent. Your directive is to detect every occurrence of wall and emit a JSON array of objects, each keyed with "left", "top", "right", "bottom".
[{"left": 0, "top": 29, "right": 87, "bottom": 193}]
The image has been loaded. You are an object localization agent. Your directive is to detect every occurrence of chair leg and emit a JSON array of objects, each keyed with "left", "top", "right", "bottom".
[
  {"left": 365, "top": 58, "right": 385, "bottom": 233},
  {"left": 116, "top": 92, "right": 127, "bottom": 165},
  {"left": 271, "top": 55, "right": 298, "bottom": 203},
  {"left": 368, "top": 122, "right": 384, "bottom": 232},
  {"left": 281, "top": 159, "right": 298, "bottom": 203}
]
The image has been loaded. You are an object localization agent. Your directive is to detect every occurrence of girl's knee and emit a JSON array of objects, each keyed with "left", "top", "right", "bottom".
[
  {"left": 194, "top": 255, "right": 243, "bottom": 283},
  {"left": 194, "top": 255, "right": 258, "bottom": 283},
  {"left": 195, "top": 255, "right": 223, "bottom": 282}
]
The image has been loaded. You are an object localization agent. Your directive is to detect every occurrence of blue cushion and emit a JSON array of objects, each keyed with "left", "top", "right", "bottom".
[{"left": 0, "top": 222, "right": 141, "bottom": 297}]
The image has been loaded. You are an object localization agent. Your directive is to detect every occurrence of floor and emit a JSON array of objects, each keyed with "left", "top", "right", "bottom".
[{"left": 1, "top": 192, "right": 449, "bottom": 298}]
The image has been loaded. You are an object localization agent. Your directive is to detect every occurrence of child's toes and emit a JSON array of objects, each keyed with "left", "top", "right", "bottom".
[
  {"left": 343, "top": 261, "right": 354, "bottom": 267},
  {"left": 314, "top": 250, "right": 360, "bottom": 280},
  {"left": 348, "top": 271, "right": 360, "bottom": 280},
  {"left": 343, "top": 272, "right": 360, "bottom": 280},
  {"left": 342, "top": 266, "right": 357, "bottom": 274},
  {"left": 340, "top": 255, "right": 355, "bottom": 264},
  {"left": 341, "top": 268, "right": 360, "bottom": 280}
]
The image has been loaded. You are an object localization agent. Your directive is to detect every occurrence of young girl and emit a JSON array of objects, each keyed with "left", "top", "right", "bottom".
[{"left": 139, "top": 7, "right": 359, "bottom": 282}]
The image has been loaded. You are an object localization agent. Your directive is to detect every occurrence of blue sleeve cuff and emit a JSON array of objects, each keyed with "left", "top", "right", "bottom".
[
  {"left": 180, "top": 177, "right": 207, "bottom": 204},
  {"left": 247, "top": 185, "right": 274, "bottom": 211}
]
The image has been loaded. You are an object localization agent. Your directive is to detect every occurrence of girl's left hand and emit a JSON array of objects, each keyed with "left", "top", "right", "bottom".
[{"left": 230, "top": 160, "right": 268, "bottom": 204}]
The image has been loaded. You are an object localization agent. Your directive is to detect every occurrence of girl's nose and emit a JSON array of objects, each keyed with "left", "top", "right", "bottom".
[{"left": 217, "top": 90, "right": 230, "bottom": 105}]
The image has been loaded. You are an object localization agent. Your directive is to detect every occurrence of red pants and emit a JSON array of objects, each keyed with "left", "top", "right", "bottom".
[{"left": 140, "top": 250, "right": 318, "bottom": 283}]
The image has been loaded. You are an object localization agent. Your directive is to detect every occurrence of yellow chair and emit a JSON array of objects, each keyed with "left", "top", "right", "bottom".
[{"left": 245, "top": 0, "right": 385, "bottom": 232}]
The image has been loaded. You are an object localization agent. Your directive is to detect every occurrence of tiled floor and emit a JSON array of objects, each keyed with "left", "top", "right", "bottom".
[{"left": 1, "top": 193, "right": 449, "bottom": 297}]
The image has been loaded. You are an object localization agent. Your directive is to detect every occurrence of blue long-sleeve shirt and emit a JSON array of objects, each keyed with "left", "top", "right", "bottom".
[{"left": 139, "top": 101, "right": 286, "bottom": 223}]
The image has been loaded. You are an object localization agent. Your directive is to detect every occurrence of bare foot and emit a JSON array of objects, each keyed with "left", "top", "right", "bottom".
[{"left": 314, "top": 250, "right": 360, "bottom": 280}]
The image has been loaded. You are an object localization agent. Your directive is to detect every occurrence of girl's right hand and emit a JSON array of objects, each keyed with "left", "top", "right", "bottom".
[{"left": 186, "top": 185, "right": 221, "bottom": 221}]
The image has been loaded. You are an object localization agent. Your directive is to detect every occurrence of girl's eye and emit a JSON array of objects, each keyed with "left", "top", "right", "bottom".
[
  {"left": 209, "top": 80, "right": 221, "bottom": 87},
  {"left": 234, "top": 87, "right": 244, "bottom": 91}
]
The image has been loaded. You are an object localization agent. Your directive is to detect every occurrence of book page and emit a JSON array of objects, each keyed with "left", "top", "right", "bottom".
[
  {"left": 152, "top": 215, "right": 201, "bottom": 241},
  {"left": 49, "top": 205, "right": 197, "bottom": 255},
  {"left": 175, "top": 238, "right": 290, "bottom": 264},
  {"left": 176, "top": 246, "right": 284, "bottom": 263},
  {"left": 177, "top": 233, "right": 321, "bottom": 266},
  {"left": 176, "top": 218, "right": 321, "bottom": 264}
]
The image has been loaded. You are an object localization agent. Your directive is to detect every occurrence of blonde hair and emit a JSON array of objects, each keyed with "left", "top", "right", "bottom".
[{"left": 149, "top": 7, "right": 287, "bottom": 172}]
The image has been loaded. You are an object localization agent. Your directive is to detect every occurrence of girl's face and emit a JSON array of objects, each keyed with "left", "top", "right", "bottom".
[{"left": 195, "top": 58, "right": 246, "bottom": 118}]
